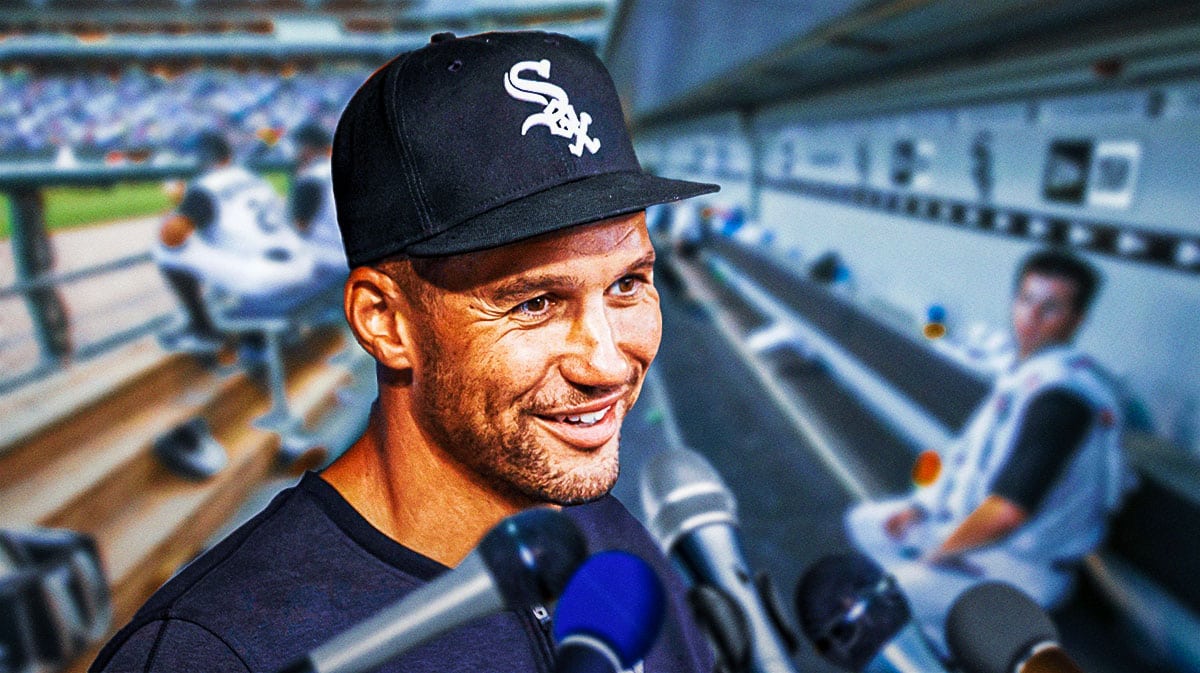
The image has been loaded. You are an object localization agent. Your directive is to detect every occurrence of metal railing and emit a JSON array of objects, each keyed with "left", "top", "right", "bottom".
[{"left": 0, "top": 162, "right": 203, "bottom": 394}]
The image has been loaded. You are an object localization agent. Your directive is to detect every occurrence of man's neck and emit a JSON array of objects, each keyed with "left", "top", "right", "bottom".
[
  {"left": 320, "top": 407, "right": 538, "bottom": 568},
  {"left": 1018, "top": 340, "right": 1072, "bottom": 364}
]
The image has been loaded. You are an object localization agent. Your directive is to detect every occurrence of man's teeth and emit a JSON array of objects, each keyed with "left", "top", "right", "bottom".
[{"left": 554, "top": 407, "right": 609, "bottom": 425}]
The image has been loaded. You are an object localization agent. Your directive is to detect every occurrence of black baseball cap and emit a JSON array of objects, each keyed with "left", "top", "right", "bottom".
[{"left": 332, "top": 30, "right": 718, "bottom": 265}]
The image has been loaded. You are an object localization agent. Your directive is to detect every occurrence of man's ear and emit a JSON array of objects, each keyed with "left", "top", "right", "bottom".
[{"left": 344, "top": 266, "right": 418, "bottom": 371}]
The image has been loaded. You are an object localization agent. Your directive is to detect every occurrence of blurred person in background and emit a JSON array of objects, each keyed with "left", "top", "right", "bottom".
[
  {"left": 154, "top": 130, "right": 317, "bottom": 352},
  {"left": 846, "top": 248, "right": 1130, "bottom": 654},
  {"left": 288, "top": 122, "right": 347, "bottom": 272}
]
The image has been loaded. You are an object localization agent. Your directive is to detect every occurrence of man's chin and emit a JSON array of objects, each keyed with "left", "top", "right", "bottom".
[
  {"left": 533, "top": 461, "right": 620, "bottom": 506},
  {"left": 492, "top": 430, "right": 621, "bottom": 505},
  {"left": 547, "top": 492, "right": 607, "bottom": 507}
]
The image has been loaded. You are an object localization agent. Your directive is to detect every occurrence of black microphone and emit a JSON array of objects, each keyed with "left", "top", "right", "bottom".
[
  {"left": 278, "top": 508, "right": 587, "bottom": 673},
  {"left": 946, "top": 582, "right": 1083, "bottom": 673},
  {"left": 552, "top": 550, "right": 665, "bottom": 672},
  {"left": 796, "top": 552, "right": 949, "bottom": 673},
  {"left": 639, "top": 446, "right": 800, "bottom": 673}
]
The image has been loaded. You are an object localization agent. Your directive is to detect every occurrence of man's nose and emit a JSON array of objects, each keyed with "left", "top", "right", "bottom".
[
  {"left": 561, "top": 300, "right": 630, "bottom": 387},
  {"left": 1028, "top": 303, "right": 1050, "bottom": 323},
  {"left": 1016, "top": 300, "right": 1040, "bottom": 323}
]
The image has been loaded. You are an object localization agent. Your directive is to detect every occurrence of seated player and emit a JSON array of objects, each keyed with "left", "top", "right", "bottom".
[
  {"left": 155, "top": 130, "right": 317, "bottom": 352},
  {"left": 846, "top": 248, "right": 1130, "bottom": 654}
]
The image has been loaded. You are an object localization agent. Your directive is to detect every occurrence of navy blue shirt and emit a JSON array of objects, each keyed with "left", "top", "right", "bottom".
[{"left": 91, "top": 472, "right": 714, "bottom": 673}]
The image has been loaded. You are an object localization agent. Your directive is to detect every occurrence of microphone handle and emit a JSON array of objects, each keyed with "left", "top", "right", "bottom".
[
  {"left": 877, "top": 624, "right": 951, "bottom": 673},
  {"left": 675, "top": 525, "right": 799, "bottom": 673},
  {"left": 1022, "top": 645, "right": 1084, "bottom": 673},
  {"left": 284, "top": 552, "right": 505, "bottom": 673}
]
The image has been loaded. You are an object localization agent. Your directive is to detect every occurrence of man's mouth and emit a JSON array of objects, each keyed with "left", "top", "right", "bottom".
[
  {"left": 551, "top": 406, "right": 612, "bottom": 427},
  {"left": 533, "top": 398, "right": 623, "bottom": 450}
]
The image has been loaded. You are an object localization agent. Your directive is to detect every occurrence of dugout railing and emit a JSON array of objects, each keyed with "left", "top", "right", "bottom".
[{"left": 0, "top": 160, "right": 297, "bottom": 394}]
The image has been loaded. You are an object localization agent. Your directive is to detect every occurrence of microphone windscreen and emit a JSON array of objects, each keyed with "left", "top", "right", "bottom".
[
  {"left": 946, "top": 582, "right": 1059, "bottom": 673},
  {"left": 795, "top": 552, "right": 911, "bottom": 672},
  {"left": 639, "top": 447, "right": 737, "bottom": 552},
  {"left": 553, "top": 551, "right": 666, "bottom": 668},
  {"left": 477, "top": 508, "right": 588, "bottom": 608}
]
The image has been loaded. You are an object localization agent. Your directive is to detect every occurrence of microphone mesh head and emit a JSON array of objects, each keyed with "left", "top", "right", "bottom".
[
  {"left": 795, "top": 552, "right": 911, "bottom": 672},
  {"left": 477, "top": 508, "right": 588, "bottom": 608},
  {"left": 639, "top": 447, "right": 737, "bottom": 552},
  {"left": 945, "top": 582, "right": 1059, "bottom": 673},
  {"left": 553, "top": 550, "right": 666, "bottom": 667}
]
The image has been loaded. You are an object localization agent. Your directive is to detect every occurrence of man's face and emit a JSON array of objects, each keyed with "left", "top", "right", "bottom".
[
  {"left": 406, "top": 212, "right": 660, "bottom": 506},
  {"left": 1011, "top": 272, "right": 1083, "bottom": 359}
]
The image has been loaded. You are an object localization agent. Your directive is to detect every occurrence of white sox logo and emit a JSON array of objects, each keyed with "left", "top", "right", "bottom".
[{"left": 504, "top": 59, "right": 601, "bottom": 157}]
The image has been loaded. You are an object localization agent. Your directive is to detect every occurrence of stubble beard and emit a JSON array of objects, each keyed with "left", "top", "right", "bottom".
[{"left": 415, "top": 346, "right": 621, "bottom": 507}]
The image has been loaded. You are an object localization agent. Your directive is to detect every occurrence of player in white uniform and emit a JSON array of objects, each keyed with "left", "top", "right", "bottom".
[
  {"left": 288, "top": 123, "right": 347, "bottom": 272},
  {"left": 846, "top": 249, "right": 1130, "bottom": 654},
  {"left": 155, "top": 131, "right": 316, "bottom": 351}
]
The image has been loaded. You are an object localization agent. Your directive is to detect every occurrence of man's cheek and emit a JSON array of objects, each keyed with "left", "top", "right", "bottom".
[
  {"left": 486, "top": 342, "right": 549, "bottom": 386},
  {"left": 625, "top": 305, "right": 662, "bottom": 362}
]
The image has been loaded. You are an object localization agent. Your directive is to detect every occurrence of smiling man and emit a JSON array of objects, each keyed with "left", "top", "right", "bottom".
[
  {"left": 845, "top": 248, "right": 1130, "bottom": 655},
  {"left": 92, "top": 31, "right": 717, "bottom": 673},
  {"left": 325, "top": 213, "right": 664, "bottom": 566}
]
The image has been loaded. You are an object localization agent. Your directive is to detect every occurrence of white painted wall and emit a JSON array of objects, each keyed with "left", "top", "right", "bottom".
[{"left": 636, "top": 80, "right": 1200, "bottom": 455}]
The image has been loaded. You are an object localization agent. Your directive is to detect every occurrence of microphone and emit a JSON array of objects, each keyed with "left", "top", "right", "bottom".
[
  {"left": 639, "top": 446, "right": 800, "bottom": 673},
  {"left": 278, "top": 508, "right": 587, "bottom": 673},
  {"left": 552, "top": 550, "right": 666, "bottom": 672},
  {"left": 795, "top": 552, "right": 949, "bottom": 673},
  {"left": 946, "top": 582, "right": 1083, "bottom": 673}
]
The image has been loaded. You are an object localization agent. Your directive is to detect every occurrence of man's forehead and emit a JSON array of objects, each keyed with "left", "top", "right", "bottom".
[
  {"left": 1020, "top": 272, "right": 1079, "bottom": 300},
  {"left": 416, "top": 212, "right": 650, "bottom": 292}
]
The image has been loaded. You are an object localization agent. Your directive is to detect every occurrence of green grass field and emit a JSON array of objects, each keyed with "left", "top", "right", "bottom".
[{"left": 0, "top": 172, "right": 290, "bottom": 240}]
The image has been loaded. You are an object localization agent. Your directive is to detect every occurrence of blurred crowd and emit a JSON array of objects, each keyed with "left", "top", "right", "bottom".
[{"left": 0, "top": 65, "right": 371, "bottom": 164}]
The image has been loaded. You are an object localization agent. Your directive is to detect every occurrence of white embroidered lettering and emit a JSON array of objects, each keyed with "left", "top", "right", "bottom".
[{"left": 504, "top": 59, "right": 601, "bottom": 157}]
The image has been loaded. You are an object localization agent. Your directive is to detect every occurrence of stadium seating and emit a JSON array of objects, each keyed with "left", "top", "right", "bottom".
[{"left": 0, "top": 67, "right": 367, "bottom": 164}]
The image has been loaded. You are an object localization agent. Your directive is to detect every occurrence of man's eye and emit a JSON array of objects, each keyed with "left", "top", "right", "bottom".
[
  {"left": 515, "top": 296, "right": 552, "bottom": 315},
  {"left": 612, "top": 276, "right": 641, "bottom": 296}
]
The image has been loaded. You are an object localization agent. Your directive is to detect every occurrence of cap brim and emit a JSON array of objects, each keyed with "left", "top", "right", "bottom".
[{"left": 405, "top": 170, "right": 719, "bottom": 257}]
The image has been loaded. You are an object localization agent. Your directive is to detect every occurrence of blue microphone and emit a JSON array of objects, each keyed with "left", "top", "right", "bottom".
[{"left": 553, "top": 551, "right": 666, "bottom": 673}]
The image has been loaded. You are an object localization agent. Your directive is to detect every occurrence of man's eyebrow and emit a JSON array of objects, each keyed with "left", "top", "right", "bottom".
[
  {"left": 627, "top": 250, "right": 657, "bottom": 270},
  {"left": 487, "top": 251, "right": 657, "bottom": 303},
  {"left": 488, "top": 273, "right": 582, "bottom": 303}
]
